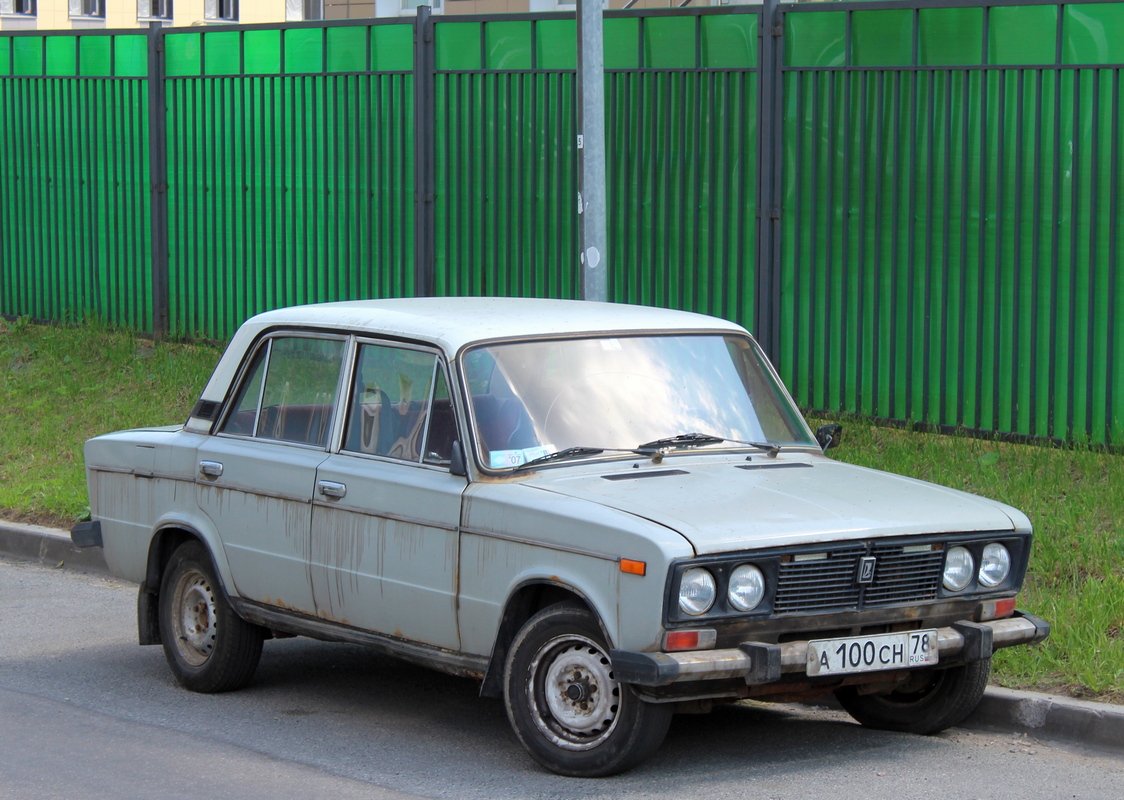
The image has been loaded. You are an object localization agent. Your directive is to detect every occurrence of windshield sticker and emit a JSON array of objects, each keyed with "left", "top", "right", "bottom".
[
  {"left": 489, "top": 446, "right": 553, "bottom": 469},
  {"left": 599, "top": 339, "right": 622, "bottom": 351}
]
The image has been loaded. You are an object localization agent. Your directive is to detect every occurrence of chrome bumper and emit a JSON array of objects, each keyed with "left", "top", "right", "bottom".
[{"left": 610, "top": 610, "right": 1050, "bottom": 688}]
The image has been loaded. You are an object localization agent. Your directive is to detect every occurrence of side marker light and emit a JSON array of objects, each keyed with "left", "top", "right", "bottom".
[{"left": 619, "top": 558, "right": 646, "bottom": 576}]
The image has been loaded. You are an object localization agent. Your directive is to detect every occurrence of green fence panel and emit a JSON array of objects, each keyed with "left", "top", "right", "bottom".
[
  {"left": 164, "top": 23, "right": 416, "bottom": 339},
  {"left": 780, "top": 3, "right": 1124, "bottom": 445},
  {"left": 432, "top": 9, "right": 759, "bottom": 332},
  {"left": 0, "top": 32, "right": 150, "bottom": 330},
  {"left": 433, "top": 69, "right": 579, "bottom": 299}
]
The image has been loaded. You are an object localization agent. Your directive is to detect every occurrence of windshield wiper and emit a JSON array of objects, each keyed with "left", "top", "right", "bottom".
[
  {"left": 515, "top": 445, "right": 652, "bottom": 471},
  {"left": 515, "top": 447, "right": 607, "bottom": 470},
  {"left": 637, "top": 433, "right": 725, "bottom": 450},
  {"left": 637, "top": 432, "right": 781, "bottom": 458}
]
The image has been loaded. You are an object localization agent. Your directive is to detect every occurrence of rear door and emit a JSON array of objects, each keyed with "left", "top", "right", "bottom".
[{"left": 196, "top": 334, "right": 347, "bottom": 616}]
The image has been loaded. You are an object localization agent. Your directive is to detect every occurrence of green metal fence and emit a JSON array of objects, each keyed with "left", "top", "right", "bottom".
[
  {"left": 1, "top": 1, "right": 1122, "bottom": 445},
  {"left": 160, "top": 21, "right": 418, "bottom": 337},
  {"left": 776, "top": 0, "right": 1124, "bottom": 444},
  {"left": 0, "top": 31, "right": 151, "bottom": 330},
  {"left": 428, "top": 9, "right": 760, "bottom": 325}
]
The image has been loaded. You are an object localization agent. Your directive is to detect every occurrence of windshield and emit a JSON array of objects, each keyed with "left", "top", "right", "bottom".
[{"left": 461, "top": 334, "right": 817, "bottom": 470}]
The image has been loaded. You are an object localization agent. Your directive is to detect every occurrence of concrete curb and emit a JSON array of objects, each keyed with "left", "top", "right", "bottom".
[
  {"left": 961, "top": 686, "right": 1124, "bottom": 758},
  {"left": 1, "top": 520, "right": 1120, "bottom": 758},
  {"left": 0, "top": 520, "right": 108, "bottom": 573}
]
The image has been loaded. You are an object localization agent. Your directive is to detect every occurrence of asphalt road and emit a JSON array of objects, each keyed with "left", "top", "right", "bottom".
[{"left": 2, "top": 557, "right": 1122, "bottom": 800}]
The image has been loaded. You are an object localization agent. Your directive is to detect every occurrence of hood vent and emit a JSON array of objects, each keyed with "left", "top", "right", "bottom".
[
  {"left": 736, "top": 462, "right": 813, "bottom": 471},
  {"left": 602, "top": 469, "right": 689, "bottom": 481}
]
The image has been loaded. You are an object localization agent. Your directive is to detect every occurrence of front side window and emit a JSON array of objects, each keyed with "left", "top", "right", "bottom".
[
  {"left": 342, "top": 343, "right": 454, "bottom": 465},
  {"left": 462, "top": 334, "right": 817, "bottom": 471},
  {"left": 219, "top": 336, "right": 346, "bottom": 447}
]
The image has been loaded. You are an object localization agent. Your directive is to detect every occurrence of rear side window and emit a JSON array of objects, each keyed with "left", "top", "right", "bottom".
[{"left": 219, "top": 336, "right": 346, "bottom": 447}]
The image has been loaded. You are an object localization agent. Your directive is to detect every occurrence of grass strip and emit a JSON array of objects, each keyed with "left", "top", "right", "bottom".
[{"left": 1, "top": 319, "right": 1120, "bottom": 702}]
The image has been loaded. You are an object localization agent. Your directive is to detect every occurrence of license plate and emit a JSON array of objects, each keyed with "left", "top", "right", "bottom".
[{"left": 806, "top": 630, "right": 939, "bottom": 677}]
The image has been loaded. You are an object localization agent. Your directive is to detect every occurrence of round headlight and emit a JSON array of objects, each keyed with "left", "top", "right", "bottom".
[
  {"left": 943, "top": 546, "right": 975, "bottom": 591},
  {"left": 678, "top": 568, "right": 717, "bottom": 616},
  {"left": 978, "top": 543, "right": 1011, "bottom": 587},
  {"left": 728, "top": 564, "right": 766, "bottom": 612}
]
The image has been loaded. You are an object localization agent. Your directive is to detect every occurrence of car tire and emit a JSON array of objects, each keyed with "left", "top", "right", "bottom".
[
  {"left": 158, "top": 540, "right": 264, "bottom": 693},
  {"left": 503, "top": 602, "right": 672, "bottom": 777},
  {"left": 834, "top": 658, "right": 991, "bottom": 735}
]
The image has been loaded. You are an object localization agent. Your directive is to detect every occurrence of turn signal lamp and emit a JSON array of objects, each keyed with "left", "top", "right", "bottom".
[
  {"left": 980, "top": 597, "right": 1017, "bottom": 621},
  {"left": 664, "top": 629, "right": 717, "bottom": 652}
]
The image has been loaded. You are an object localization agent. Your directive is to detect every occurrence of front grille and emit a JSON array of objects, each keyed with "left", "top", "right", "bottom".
[
  {"left": 774, "top": 545, "right": 864, "bottom": 612},
  {"left": 774, "top": 542, "right": 944, "bottom": 613},
  {"left": 865, "top": 543, "right": 944, "bottom": 604}
]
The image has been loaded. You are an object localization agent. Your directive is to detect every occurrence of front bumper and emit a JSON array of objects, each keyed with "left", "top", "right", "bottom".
[{"left": 610, "top": 610, "right": 1050, "bottom": 688}]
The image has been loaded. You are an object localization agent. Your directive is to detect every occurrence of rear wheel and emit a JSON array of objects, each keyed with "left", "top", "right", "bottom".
[
  {"left": 503, "top": 602, "right": 672, "bottom": 777},
  {"left": 158, "top": 540, "right": 264, "bottom": 693},
  {"left": 835, "top": 659, "right": 991, "bottom": 735}
]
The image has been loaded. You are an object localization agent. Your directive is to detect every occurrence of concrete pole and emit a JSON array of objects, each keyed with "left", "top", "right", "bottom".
[{"left": 576, "top": 0, "right": 608, "bottom": 302}]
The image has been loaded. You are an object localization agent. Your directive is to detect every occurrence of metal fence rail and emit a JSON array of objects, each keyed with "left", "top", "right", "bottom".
[{"left": 1, "top": 1, "right": 1121, "bottom": 445}]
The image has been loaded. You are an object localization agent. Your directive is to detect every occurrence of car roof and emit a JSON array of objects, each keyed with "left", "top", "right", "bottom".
[
  {"left": 190, "top": 298, "right": 750, "bottom": 426},
  {"left": 236, "top": 297, "right": 746, "bottom": 352}
]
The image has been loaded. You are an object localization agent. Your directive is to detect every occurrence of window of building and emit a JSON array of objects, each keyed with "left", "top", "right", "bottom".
[
  {"left": 1, "top": 0, "right": 37, "bottom": 16},
  {"left": 204, "top": 0, "right": 237, "bottom": 21},
  {"left": 138, "top": 0, "right": 173, "bottom": 20},
  {"left": 400, "top": 0, "right": 441, "bottom": 14},
  {"left": 68, "top": 0, "right": 104, "bottom": 18},
  {"left": 320, "top": 0, "right": 442, "bottom": 19}
]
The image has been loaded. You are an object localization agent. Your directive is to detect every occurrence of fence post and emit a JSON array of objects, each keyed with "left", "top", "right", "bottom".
[
  {"left": 755, "top": 0, "right": 783, "bottom": 359},
  {"left": 414, "top": 7, "right": 436, "bottom": 298},
  {"left": 147, "top": 25, "right": 170, "bottom": 339}
]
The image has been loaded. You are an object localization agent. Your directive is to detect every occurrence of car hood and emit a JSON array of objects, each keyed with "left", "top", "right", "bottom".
[{"left": 521, "top": 455, "right": 1026, "bottom": 555}]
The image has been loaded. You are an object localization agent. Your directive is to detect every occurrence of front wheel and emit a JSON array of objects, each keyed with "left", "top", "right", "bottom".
[
  {"left": 158, "top": 540, "right": 264, "bottom": 693},
  {"left": 503, "top": 603, "right": 672, "bottom": 777},
  {"left": 835, "top": 659, "right": 991, "bottom": 735}
]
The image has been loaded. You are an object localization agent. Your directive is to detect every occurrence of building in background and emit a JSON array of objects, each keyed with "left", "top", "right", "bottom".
[{"left": 0, "top": 0, "right": 747, "bottom": 30}]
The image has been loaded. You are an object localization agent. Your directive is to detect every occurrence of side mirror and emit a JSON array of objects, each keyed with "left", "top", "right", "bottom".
[
  {"left": 815, "top": 424, "right": 843, "bottom": 451},
  {"left": 450, "top": 440, "right": 468, "bottom": 477}
]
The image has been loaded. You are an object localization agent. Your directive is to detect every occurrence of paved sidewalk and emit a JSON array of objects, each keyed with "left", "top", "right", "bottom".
[{"left": 2, "top": 519, "right": 1122, "bottom": 760}]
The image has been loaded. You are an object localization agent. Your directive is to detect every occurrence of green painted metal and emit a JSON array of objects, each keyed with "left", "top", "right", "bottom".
[
  {"left": 2, "top": 3, "right": 1122, "bottom": 447},
  {"left": 162, "top": 23, "right": 416, "bottom": 338},
  {"left": 431, "top": 10, "right": 759, "bottom": 328},
  {"left": 0, "top": 32, "right": 151, "bottom": 329},
  {"left": 780, "top": 2, "right": 1124, "bottom": 444}
]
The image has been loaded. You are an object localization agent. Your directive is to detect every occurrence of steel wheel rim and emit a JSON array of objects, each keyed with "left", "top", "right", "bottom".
[
  {"left": 527, "top": 633, "right": 621, "bottom": 751},
  {"left": 171, "top": 568, "right": 217, "bottom": 667}
]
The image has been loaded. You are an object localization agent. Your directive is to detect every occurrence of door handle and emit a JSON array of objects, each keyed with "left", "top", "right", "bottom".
[
  {"left": 318, "top": 480, "right": 346, "bottom": 499},
  {"left": 199, "top": 460, "right": 223, "bottom": 478}
]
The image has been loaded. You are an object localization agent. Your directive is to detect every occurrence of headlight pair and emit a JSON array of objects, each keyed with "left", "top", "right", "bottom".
[
  {"left": 678, "top": 564, "right": 765, "bottom": 616},
  {"left": 942, "top": 543, "right": 1011, "bottom": 591}
]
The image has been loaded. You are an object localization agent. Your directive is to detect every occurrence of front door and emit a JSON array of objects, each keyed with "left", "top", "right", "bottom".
[{"left": 308, "top": 342, "right": 464, "bottom": 649}]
